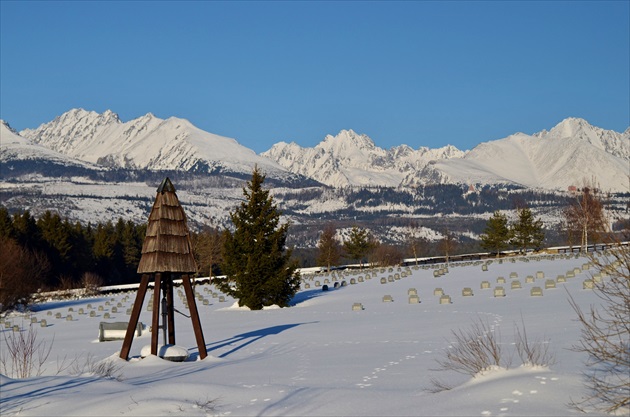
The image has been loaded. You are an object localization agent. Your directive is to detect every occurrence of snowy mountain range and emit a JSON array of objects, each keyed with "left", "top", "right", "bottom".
[
  {"left": 18, "top": 108, "right": 288, "bottom": 178},
  {"left": 262, "top": 130, "right": 465, "bottom": 188},
  {"left": 263, "top": 119, "right": 629, "bottom": 191},
  {"left": 4, "top": 109, "right": 629, "bottom": 192}
]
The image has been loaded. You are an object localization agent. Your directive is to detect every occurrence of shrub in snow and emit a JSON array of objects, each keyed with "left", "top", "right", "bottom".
[
  {"left": 568, "top": 246, "right": 630, "bottom": 414},
  {"left": 0, "top": 324, "right": 53, "bottom": 378},
  {"left": 430, "top": 315, "right": 555, "bottom": 393}
]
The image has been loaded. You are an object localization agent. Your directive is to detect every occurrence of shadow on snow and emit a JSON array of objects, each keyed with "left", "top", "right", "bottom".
[{"left": 188, "top": 322, "right": 318, "bottom": 360}]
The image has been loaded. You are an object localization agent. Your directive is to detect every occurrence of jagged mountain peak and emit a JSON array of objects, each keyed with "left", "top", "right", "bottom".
[
  {"left": 18, "top": 108, "right": 289, "bottom": 177},
  {"left": 546, "top": 117, "right": 594, "bottom": 139},
  {"left": 55, "top": 108, "right": 121, "bottom": 126},
  {"left": 533, "top": 117, "right": 629, "bottom": 160},
  {"left": 264, "top": 128, "right": 466, "bottom": 188},
  {"left": 319, "top": 129, "right": 378, "bottom": 153}
]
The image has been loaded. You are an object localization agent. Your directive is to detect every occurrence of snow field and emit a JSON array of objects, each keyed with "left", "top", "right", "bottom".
[{"left": 0, "top": 253, "right": 613, "bottom": 416}]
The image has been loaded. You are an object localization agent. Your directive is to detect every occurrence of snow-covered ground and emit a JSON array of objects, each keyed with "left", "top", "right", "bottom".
[{"left": 0, "top": 254, "right": 619, "bottom": 416}]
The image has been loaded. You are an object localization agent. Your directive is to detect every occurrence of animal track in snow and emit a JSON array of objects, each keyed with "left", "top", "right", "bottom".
[{"left": 355, "top": 351, "right": 420, "bottom": 388}]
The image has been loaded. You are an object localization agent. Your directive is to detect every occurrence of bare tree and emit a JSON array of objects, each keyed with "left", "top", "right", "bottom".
[
  {"left": 437, "top": 228, "right": 458, "bottom": 265},
  {"left": 371, "top": 243, "right": 404, "bottom": 267},
  {"left": 406, "top": 220, "right": 424, "bottom": 265},
  {"left": 193, "top": 225, "right": 224, "bottom": 280},
  {"left": 0, "top": 237, "right": 49, "bottom": 311},
  {"left": 316, "top": 223, "right": 341, "bottom": 271},
  {"left": 567, "top": 244, "right": 630, "bottom": 413},
  {"left": 80, "top": 272, "right": 104, "bottom": 296},
  {"left": 564, "top": 185, "right": 606, "bottom": 252}
]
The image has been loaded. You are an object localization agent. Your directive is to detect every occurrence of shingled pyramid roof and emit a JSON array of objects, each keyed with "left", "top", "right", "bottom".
[{"left": 137, "top": 177, "right": 197, "bottom": 274}]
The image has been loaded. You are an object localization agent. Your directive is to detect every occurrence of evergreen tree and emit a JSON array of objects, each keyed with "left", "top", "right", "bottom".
[
  {"left": 68, "top": 220, "right": 94, "bottom": 279},
  {"left": 92, "top": 221, "right": 120, "bottom": 284},
  {"left": 37, "top": 211, "right": 74, "bottom": 283},
  {"left": 38, "top": 212, "right": 74, "bottom": 262},
  {"left": 480, "top": 211, "right": 511, "bottom": 256},
  {"left": 0, "top": 206, "right": 15, "bottom": 240},
  {"left": 217, "top": 168, "right": 300, "bottom": 309},
  {"left": 12, "top": 210, "right": 40, "bottom": 250},
  {"left": 343, "top": 226, "right": 374, "bottom": 268},
  {"left": 510, "top": 207, "right": 545, "bottom": 253},
  {"left": 316, "top": 223, "right": 341, "bottom": 271},
  {"left": 116, "top": 219, "right": 144, "bottom": 282}
]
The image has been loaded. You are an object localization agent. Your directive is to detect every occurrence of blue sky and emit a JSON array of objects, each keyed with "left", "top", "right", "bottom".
[{"left": 1, "top": 1, "right": 628, "bottom": 153}]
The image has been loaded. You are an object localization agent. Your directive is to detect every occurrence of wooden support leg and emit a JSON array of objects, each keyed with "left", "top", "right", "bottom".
[
  {"left": 166, "top": 274, "right": 176, "bottom": 345},
  {"left": 120, "top": 274, "right": 150, "bottom": 360},
  {"left": 182, "top": 274, "right": 207, "bottom": 359},
  {"left": 151, "top": 273, "right": 162, "bottom": 356}
]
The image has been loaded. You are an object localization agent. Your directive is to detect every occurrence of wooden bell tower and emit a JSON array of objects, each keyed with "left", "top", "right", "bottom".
[{"left": 120, "top": 177, "right": 207, "bottom": 360}]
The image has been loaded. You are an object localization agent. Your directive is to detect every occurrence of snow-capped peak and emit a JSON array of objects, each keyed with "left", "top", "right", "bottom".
[
  {"left": 426, "top": 118, "right": 629, "bottom": 192},
  {"left": 263, "top": 129, "right": 465, "bottom": 188},
  {"left": 534, "top": 117, "right": 629, "bottom": 160},
  {"left": 19, "top": 109, "right": 288, "bottom": 176},
  {"left": 545, "top": 117, "right": 592, "bottom": 139}
]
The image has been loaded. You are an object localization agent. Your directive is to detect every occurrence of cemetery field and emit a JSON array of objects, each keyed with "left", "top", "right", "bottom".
[{"left": 0, "top": 253, "right": 617, "bottom": 416}]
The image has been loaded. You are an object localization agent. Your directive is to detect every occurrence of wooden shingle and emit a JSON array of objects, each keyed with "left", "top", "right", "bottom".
[{"left": 137, "top": 178, "right": 197, "bottom": 274}]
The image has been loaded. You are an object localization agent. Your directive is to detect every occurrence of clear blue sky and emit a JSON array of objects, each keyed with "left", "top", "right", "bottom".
[{"left": 1, "top": 1, "right": 628, "bottom": 153}]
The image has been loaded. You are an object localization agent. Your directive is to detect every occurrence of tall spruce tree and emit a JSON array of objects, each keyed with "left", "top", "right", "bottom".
[
  {"left": 0, "top": 207, "right": 15, "bottom": 240},
  {"left": 510, "top": 207, "right": 545, "bottom": 253},
  {"left": 480, "top": 211, "right": 511, "bottom": 256},
  {"left": 217, "top": 168, "right": 300, "bottom": 309},
  {"left": 343, "top": 226, "right": 374, "bottom": 269}
]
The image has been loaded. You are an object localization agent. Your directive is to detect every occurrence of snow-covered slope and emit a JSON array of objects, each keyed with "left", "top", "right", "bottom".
[
  {"left": 20, "top": 109, "right": 289, "bottom": 177},
  {"left": 0, "top": 254, "right": 618, "bottom": 416},
  {"left": 427, "top": 118, "right": 629, "bottom": 192},
  {"left": 0, "top": 120, "right": 100, "bottom": 170},
  {"left": 262, "top": 129, "right": 466, "bottom": 188},
  {"left": 263, "top": 119, "right": 628, "bottom": 191}
]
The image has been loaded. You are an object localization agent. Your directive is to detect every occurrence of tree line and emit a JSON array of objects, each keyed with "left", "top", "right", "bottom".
[
  {"left": 0, "top": 173, "right": 618, "bottom": 312},
  {"left": 0, "top": 208, "right": 146, "bottom": 310}
]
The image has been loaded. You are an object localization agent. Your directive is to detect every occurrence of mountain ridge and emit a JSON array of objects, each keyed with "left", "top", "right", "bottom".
[
  {"left": 19, "top": 108, "right": 289, "bottom": 177},
  {"left": 264, "top": 117, "right": 628, "bottom": 191},
  {"left": 7, "top": 109, "right": 629, "bottom": 192}
]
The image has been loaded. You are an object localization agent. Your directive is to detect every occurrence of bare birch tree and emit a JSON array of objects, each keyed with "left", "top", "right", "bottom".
[{"left": 564, "top": 185, "right": 606, "bottom": 252}]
